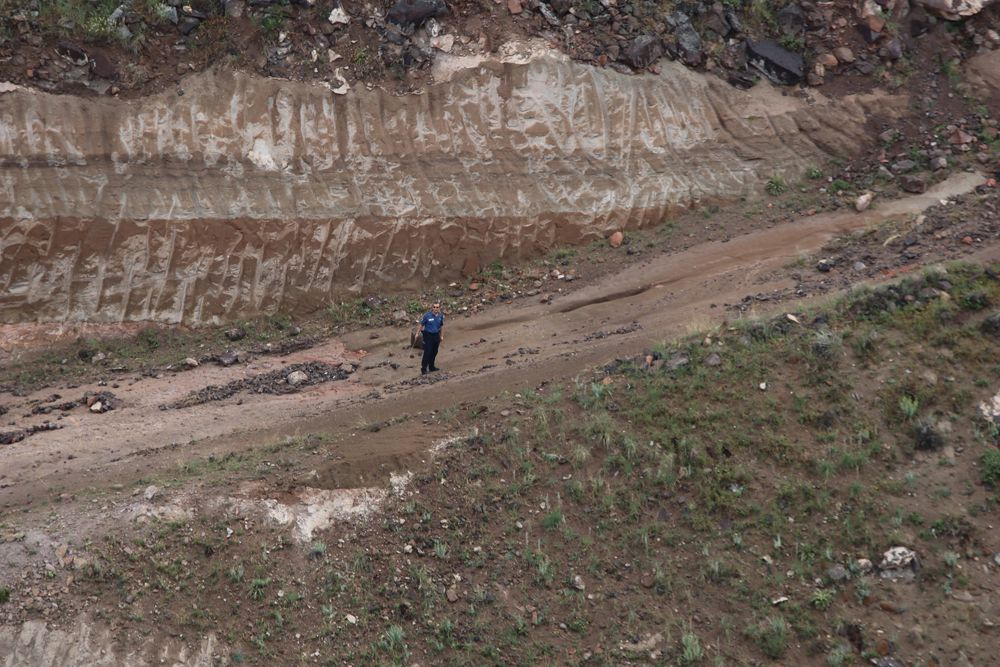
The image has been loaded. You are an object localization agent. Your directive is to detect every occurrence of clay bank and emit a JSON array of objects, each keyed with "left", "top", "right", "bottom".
[{"left": 1, "top": 44, "right": 887, "bottom": 325}]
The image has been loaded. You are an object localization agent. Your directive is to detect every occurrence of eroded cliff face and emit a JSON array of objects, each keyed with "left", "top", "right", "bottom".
[{"left": 1, "top": 47, "right": 890, "bottom": 324}]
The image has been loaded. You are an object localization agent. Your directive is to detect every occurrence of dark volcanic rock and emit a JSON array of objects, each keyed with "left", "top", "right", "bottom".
[
  {"left": 387, "top": 0, "right": 447, "bottom": 27},
  {"left": 669, "top": 13, "right": 704, "bottom": 66},
  {"left": 746, "top": 39, "right": 804, "bottom": 85},
  {"left": 777, "top": 4, "right": 805, "bottom": 35},
  {"left": 622, "top": 35, "right": 664, "bottom": 69}
]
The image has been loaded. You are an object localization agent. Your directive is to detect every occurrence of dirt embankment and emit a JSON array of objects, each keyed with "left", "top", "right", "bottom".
[{"left": 1, "top": 46, "right": 894, "bottom": 326}]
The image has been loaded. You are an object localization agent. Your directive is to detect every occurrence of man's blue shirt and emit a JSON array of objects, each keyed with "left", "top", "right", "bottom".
[{"left": 421, "top": 311, "right": 444, "bottom": 334}]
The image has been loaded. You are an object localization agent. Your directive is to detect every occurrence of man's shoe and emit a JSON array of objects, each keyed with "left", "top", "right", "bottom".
[
  {"left": 430, "top": 367, "right": 440, "bottom": 372},
  {"left": 421, "top": 368, "right": 427, "bottom": 375}
]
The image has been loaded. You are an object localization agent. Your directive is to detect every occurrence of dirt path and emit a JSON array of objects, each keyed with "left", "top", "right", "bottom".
[{"left": 1, "top": 170, "right": 992, "bottom": 511}]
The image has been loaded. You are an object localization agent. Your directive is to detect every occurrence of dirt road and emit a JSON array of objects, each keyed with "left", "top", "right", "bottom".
[{"left": 1, "top": 170, "right": 992, "bottom": 511}]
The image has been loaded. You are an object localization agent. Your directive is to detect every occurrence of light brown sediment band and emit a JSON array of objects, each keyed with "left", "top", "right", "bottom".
[{"left": 1, "top": 53, "right": 895, "bottom": 324}]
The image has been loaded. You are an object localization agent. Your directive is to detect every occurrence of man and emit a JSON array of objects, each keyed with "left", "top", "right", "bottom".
[{"left": 419, "top": 302, "right": 445, "bottom": 374}]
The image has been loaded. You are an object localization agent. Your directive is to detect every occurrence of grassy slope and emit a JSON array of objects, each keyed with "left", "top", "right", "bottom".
[{"left": 66, "top": 261, "right": 1000, "bottom": 665}]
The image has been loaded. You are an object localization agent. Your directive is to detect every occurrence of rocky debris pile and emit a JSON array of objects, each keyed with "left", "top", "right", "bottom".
[
  {"left": 0, "top": 422, "right": 63, "bottom": 445},
  {"left": 584, "top": 321, "right": 642, "bottom": 342},
  {"left": 26, "top": 391, "right": 120, "bottom": 416},
  {"left": 163, "top": 360, "right": 355, "bottom": 409}
]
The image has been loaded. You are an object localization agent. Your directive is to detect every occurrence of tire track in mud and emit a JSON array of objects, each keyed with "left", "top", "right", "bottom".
[{"left": 1, "top": 48, "right": 895, "bottom": 324}]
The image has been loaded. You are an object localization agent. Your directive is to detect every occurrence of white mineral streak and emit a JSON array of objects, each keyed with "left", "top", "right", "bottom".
[{"left": 0, "top": 46, "right": 887, "bottom": 324}]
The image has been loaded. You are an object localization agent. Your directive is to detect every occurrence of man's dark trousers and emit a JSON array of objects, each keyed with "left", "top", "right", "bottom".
[{"left": 421, "top": 331, "right": 441, "bottom": 372}]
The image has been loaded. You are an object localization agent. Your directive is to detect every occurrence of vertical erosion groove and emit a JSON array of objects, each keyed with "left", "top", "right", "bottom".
[{"left": 0, "top": 54, "right": 890, "bottom": 324}]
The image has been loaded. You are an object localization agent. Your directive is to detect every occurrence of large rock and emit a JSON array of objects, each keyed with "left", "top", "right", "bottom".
[
  {"left": 915, "top": 0, "right": 996, "bottom": 20},
  {"left": 386, "top": 0, "right": 447, "bottom": 27},
  {"left": 287, "top": 370, "right": 309, "bottom": 386},
  {"left": 879, "top": 546, "right": 919, "bottom": 581},
  {"left": 746, "top": 40, "right": 804, "bottom": 85},
  {"left": 982, "top": 312, "right": 1000, "bottom": 336},
  {"left": 671, "top": 14, "right": 704, "bottom": 67},
  {"left": 776, "top": 4, "right": 805, "bottom": 35},
  {"left": 623, "top": 35, "right": 664, "bottom": 69},
  {"left": 899, "top": 174, "right": 928, "bottom": 193}
]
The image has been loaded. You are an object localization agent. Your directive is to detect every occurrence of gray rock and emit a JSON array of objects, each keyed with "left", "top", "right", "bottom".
[
  {"left": 879, "top": 128, "right": 898, "bottom": 144},
  {"left": 143, "top": 485, "right": 159, "bottom": 501},
  {"left": 225, "top": 327, "right": 246, "bottom": 342},
  {"left": 746, "top": 39, "right": 804, "bottom": 85},
  {"left": 623, "top": 35, "right": 664, "bottom": 69},
  {"left": 981, "top": 312, "right": 1000, "bottom": 336},
  {"left": 826, "top": 564, "right": 849, "bottom": 582},
  {"left": 776, "top": 4, "right": 805, "bottom": 35},
  {"left": 832, "top": 46, "right": 855, "bottom": 63},
  {"left": 218, "top": 350, "right": 240, "bottom": 367},
  {"left": 930, "top": 156, "right": 948, "bottom": 170},
  {"left": 816, "top": 258, "right": 835, "bottom": 273},
  {"left": 881, "top": 39, "right": 903, "bottom": 60},
  {"left": 287, "top": 370, "right": 309, "bottom": 386},
  {"left": 879, "top": 546, "right": 919, "bottom": 581},
  {"left": 899, "top": 174, "right": 928, "bottom": 193},
  {"left": 891, "top": 159, "right": 917, "bottom": 173},
  {"left": 673, "top": 17, "right": 704, "bottom": 66},
  {"left": 387, "top": 0, "right": 446, "bottom": 27},
  {"left": 666, "top": 352, "right": 689, "bottom": 371},
  {"left": 339, "top": 362, "right": 355, "bottom": 374},
  {"left": 224, "top": 0, "right": 245, "bottom": 18},
  {"left": 853, "top": 261, "right": 867, "bottom": 271},
  {"left": 177, "top": 16, "right": 200, "bottom": 35},
  {"left": 704, "top": 352, "right": 722, "bottom": 367}
]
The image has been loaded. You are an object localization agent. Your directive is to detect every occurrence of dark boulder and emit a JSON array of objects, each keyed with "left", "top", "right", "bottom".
[
  {"left": 178, "top": 16, "right": 201, "bottom": 35},
  {"left": 386, "top": 0, "right": 447, "bottom": 27},
  {"left": 982, "top": 312, "right": 1000, "bottom": 336},
  {"left": 777, "top": 4, "right": 805, "bottom": 35},
  {"left": 745, "top": 39, "right": 804, "bottom": 85},
  {"left": 668, "top": 12, "right": 704, "bottom": 66},
  {"left": 899, "top": 174, "right": 928, "bottom": 193},
  {"left": 622, "top": 35, "right": 664, "bottom": 69}
]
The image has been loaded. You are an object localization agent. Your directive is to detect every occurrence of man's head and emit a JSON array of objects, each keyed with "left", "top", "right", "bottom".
[{"left": 431, "top": 303, "right": 441, "bottom": 313}]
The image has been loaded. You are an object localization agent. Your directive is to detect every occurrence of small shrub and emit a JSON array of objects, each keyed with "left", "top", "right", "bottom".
[
  {"left": 680, "top": 632, "right": 704, "bottom": 664},
  {"left": 0, "top": 587, "right": 9, "bottom": 604},
  {"left": 248, "top": 578, "right": 270, "bottom": 601},
  {"left": 898, "top": 395, "right": 919, "bottom": 420},
  {"left": 541, "top": 510, "right": 565, "bottom": 529},
  {"left": 980, "top": 449, "right": 1000, "bottom": 487},
  {"left": 747, "top": 616, "right": 789, "bottom": 659},
  {"left": 828, "top": 179, "right": 853, "bottom": 194},
  {"left": 806, "top": 167, "right": 824, "bottom": 180},
  {"left": 766, "top": 175, "right": 788, "bottom": 196},
  {"left": 809, "top": 588, "right": 834, "bottom": 610},
  {"left": 826, "top": 642, "right": 853, "bottom": 666},
  {"left": 309, "top": 541, "right": 327, "bottom": 559},
  {"left": 959, "top": 289, "right": 990, "bottom": 311},
  {"left": 914, "top": 419, "right": 944, "bottom": 451}
]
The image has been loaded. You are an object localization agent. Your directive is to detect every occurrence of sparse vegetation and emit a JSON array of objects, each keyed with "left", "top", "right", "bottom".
[{"left": 766, "top": 174, "right": 788, "bottom": 196}]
